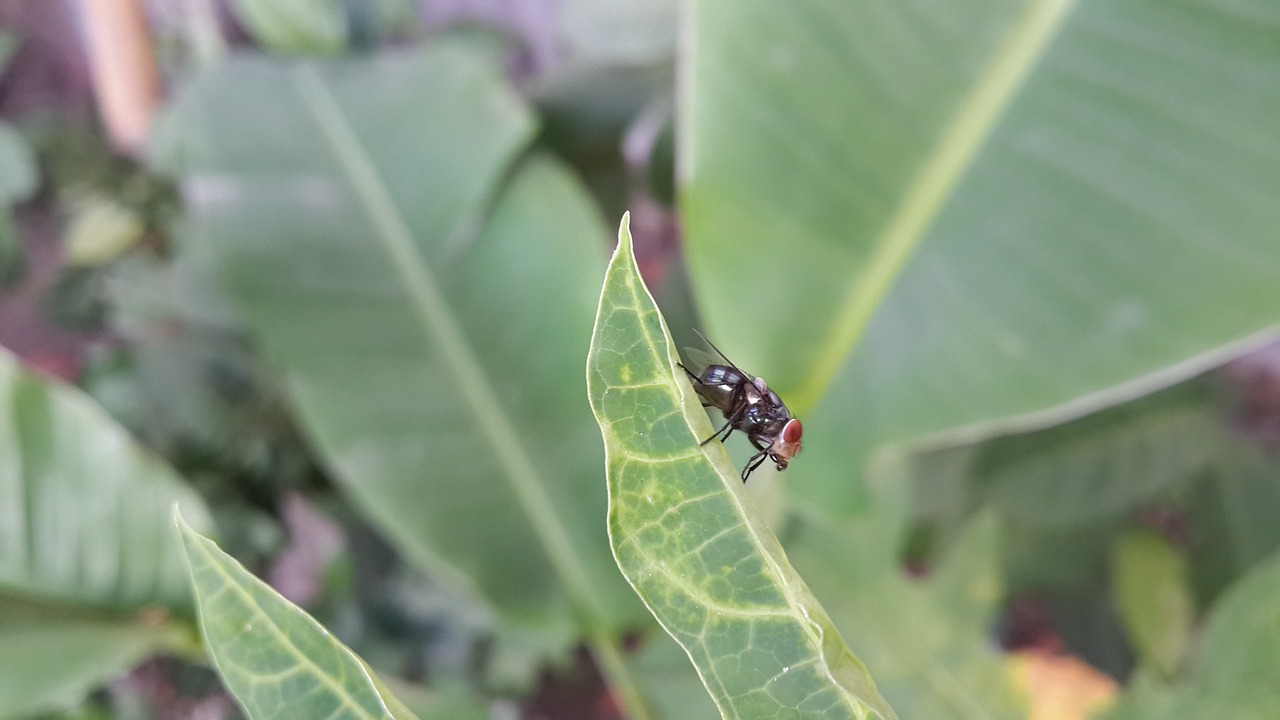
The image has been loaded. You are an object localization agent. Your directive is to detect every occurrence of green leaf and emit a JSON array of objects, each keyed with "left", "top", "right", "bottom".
[
  {"left": 1111, "top": 529, "right": 1192, "bottom": 679},
  {"left": 0, "top": 349, "right": 212, "bottom": 610},
  {"left": 902, "top": 379, "right": 1220, "bottom": 554},
  {"left": 683, "top": 0, "right": 1280, "bottom": 514},
  {"left": 229, "top": 0, "right": 416, "bottom": 54},
  {"left": 1187, "top": 439, "right": 1280, "bottom": 605},
  {"left": 0, "top": 349, "right": 212, "bottom": 716},
  {"left": 0, "top": 597, "right": 184, "bottom": 719},
  {"left": 64, "top": 196, "right": 146, "bottom": 266},
  {"left": 587, "top": 214, "right": 896, "bottom": 720},
  {"left": 975, "top": 383, "right": 1219, "bottom": 526},
  {"left": 229, "top": 0, "right": 346, "bottom": 54},
  {"left": 629, "top": 634, "right": 721, "bottom": 720},
  {"left": 787, "top": 454, "right": 1025, "bottom": 719},
  {"left": 173, "top": 45, "right": 645, "bottom": 690},
  {"left": 0, "top": 123, "right": 36, "bottom": 202},
  {"left": 176, "top": 512, "right": 417, "bottom": 720},
  {"left": 0, "top": 121, "right": 36, "bottom": 280},
  {"left": 0, "top": 32, "right": 18, "bottom": 77},
  {"left": 380, "top": 678, "right": 491, "bottom": 720},
  {"left": 1100, "top": 551, "right": 1280, "bottom": 719}
]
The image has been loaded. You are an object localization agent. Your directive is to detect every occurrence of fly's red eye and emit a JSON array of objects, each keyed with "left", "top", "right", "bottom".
[{"left": 783, "top": 419, "right": 803, "bottom": 443}]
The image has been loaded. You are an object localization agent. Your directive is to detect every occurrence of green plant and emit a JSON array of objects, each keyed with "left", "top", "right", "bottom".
[{"left": 4, "top": 1, "right": 1280, "bottom": 718}]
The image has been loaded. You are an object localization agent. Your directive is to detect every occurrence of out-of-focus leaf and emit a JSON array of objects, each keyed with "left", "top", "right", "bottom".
[
  {"left": 683, "top": 0, "right": 1280, "bottom": 515},
  {"left": 230, "top": 0, "right": 345, "bottom": 54},
  {"left": 906, "top": 380, "right": 1222, "bottom": 529},
  {"left": 558, "top": 0, "right": 677, "bottom": 66},
  {"left": 1111, "top": 529, "right": 1192, "bottom": 679},
  {"left": 629, "top": 634, "right": 720, "bottom": 720},
  {"left": 0, "top": 597, "right": 185, "bottom": 719},
  {"left": 979, "top": 401, "right": 1218, "bottom": 527},
  {"left": 787, "top": 464, "right": 1026, "bottom": 720},
  {"left": 173, "top": 45, "right": 645, "bottom": 689},
  {"left": 587, "top": 215, "right": 896, "bottom": 720},
  {"left": 1187, "top": 438, "right": 1280, "bottom": 607},
  {"left": 0, "top": 123, "right": 36, "bottom": 201},
  {"left": 0, "top": 32, "right": 17, "bottom": 76},
  {"left": 1099, "top": 552, "right": 1280, "bottom": 718},
  {"left": 230, "top": 0, "right": 417, "bottom": 55},
  {"left": 0, "top": 212, "right": 21, "bottom": 286},
  {"left": 176, "top": 513, "right": 417, "bottom": 720},
  {"left": 997, "top": 514, "right": 1120, "bottom": 596},
  {"left": 905, "top": 379, "right": 1220, "bottom": 595},
  {"left": 380, "top": 679, "right": 491, "bottom": 720},
  {"left": 0, "top": 121, "right": 37, "bottom": 279},
  {"left": 0, "top": 349, "right": 212, "bottom": 716},
  {"left": 64, "top": 196, "right": 146, "bottom": 266},
  {"left": 0, "top": 349, "right": 213, "bottom": 610}
]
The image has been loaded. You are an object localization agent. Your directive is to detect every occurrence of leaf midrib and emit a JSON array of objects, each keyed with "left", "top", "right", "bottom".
[
  {"left": 794, "top": 0, "right": 1079, "bottom": 413},
  {"left": 182, "top": 521, "right": 392, "bottom": 720},
  {"left": 613, "top": 224, "right": 877, "bottom": 717},
  {"left": 291, "top": 64, "right": 656, "bottom": 720},
  {"left": 287, "top": 66, "right": 601, "bottom": 625}
]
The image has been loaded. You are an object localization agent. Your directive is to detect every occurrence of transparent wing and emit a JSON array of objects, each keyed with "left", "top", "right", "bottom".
[
  {"left": 681, "top": 345, "right": 726, "bottom": 375},
  {"left": 682, "top": 329, "right": 749, "bottom": 376}
]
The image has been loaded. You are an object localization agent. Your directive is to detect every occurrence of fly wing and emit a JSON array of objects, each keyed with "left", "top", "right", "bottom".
[
  {"left": 683, "top": 329, "right": 750, "bottom": 376},
  {"left": 681, "top": 345, "right": 726, "bottom": 376}
]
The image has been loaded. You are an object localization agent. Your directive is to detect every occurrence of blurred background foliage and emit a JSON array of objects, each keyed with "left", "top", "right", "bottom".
[{"left": 0, "top": 0, "right": 1277, "bottom": 718}]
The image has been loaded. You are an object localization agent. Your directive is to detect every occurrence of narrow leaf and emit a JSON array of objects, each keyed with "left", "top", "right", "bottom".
[
  {"left": 176, "top": 511, "right": 417, "bottom": 720},
  {"left": 1112, "top": 529, "right": 1192, "bottom": 679},
  {"left": 587, "top": 214, "right": 896, "bottom": 719}
]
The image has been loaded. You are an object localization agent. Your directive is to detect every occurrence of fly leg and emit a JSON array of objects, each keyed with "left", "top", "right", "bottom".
[
  {"left": 702, "top": 419, "right": 733, "bottom": 445},
  {"left": 742, "top": 448, "right": 770, "bottom": 482},
  {"left": 702, "top": 402, "right": 747, "bottom": 445},
  {"left": 740, "top": 435, "right": 777, "bottom": 482}
]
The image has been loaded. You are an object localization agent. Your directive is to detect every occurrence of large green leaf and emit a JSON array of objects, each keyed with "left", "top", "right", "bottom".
[
  {"left": 587, "top": 215, "right": 895, "bottom": 720},
  {"left": 173, "top": 45, "right": 645, "bottom": 689},
  {"left": 177, "top": 512, "right": 417, "bottom": 720},
  {"left": 0, "top": 349, "right": 212, "bottom": 716},
  {"left": 682, "top": 0, "right": 1280, "bottom": 513},
  {"left": 0, "top": 597, "right": 185, "bottom": 719},
  {"left": 0, "top": 349, "right": 212, "bottom": 609},
  {"left": 905, "top": 378, "right": 1220, "bottom": 540}
]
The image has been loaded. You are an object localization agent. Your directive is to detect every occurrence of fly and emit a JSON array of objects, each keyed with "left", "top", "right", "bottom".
[{"left": 679, "top": 332, "right": 803, "bottom": 482}]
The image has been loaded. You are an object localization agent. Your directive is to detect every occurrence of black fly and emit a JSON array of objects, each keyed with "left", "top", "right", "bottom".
[{"left": 679, "top": 332, "right": 803, "bottom": 482}]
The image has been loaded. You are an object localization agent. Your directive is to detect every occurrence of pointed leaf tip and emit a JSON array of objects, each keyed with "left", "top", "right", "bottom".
[
  {"left": 179, "top": 520, "right": 415, "bottom": 719},
  {"left": 618, "top": 211, "right": 632, "bottom": 249}
]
